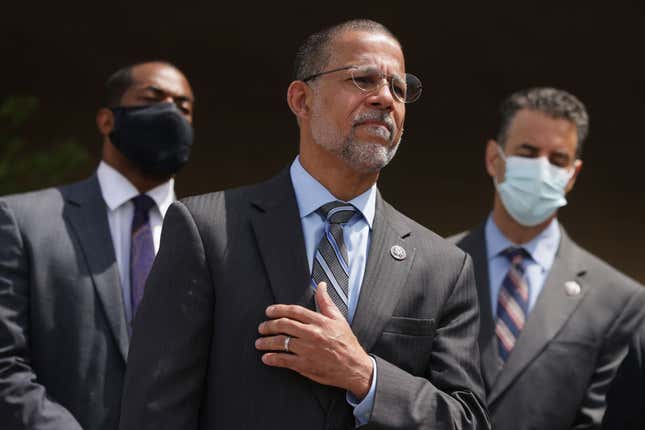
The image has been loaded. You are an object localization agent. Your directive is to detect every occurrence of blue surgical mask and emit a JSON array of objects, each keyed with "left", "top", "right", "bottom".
[{"left": 495, "top": 146, "right": 575, "bottom": 227}]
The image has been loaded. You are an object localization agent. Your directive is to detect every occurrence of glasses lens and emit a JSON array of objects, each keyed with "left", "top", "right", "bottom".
[
  {"left": 403, "top": 73, "right": 422, "bottom": 103},
  {"left": 351, "top": 67, "right": 422, "bottom": 103},
  {"left": 351, "top": 67, "right": 380, "bottom": 92},
  {"left": 390, "top": 75, "right": 408, "bottom": 103}
]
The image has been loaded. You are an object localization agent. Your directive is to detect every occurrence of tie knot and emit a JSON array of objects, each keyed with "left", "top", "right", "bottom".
[
  {"left": 317, "top": 201, "right": 357, "bottom": 224},
  {"left": 132, "top": 194, "right": 156, "bottom": 214},
  {"left": 502, "top": 246, "right": 528, "bottom": 266}
]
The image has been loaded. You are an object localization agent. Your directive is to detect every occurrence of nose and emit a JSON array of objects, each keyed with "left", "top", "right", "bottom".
[
  {"left": 167, "top": 97, "right": 192, "bottom": 122},
  {"left": 163, "top": 95, "right": 179, "bottom": 106},
  {"left": 366, "top": 80, "right": 395, "bottom": 110}
]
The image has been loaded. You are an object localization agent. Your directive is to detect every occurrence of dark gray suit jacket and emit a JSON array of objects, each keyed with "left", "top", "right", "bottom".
[
  {"left": 120, "top": 169, "right": 490, "bottom": 430},
  {"left": 602, "top": 319, "right": 645, "bottom": 429},
  {"left": 0, "top": 176, "right": 128, "bottom": 430},
  {"left": 453, "top": 223, "right": 645, "bottom": 430}
]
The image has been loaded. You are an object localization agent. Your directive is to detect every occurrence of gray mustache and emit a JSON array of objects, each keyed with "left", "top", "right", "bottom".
[{"left": 353, "top": 111, "right": 394, "bottom": 136}]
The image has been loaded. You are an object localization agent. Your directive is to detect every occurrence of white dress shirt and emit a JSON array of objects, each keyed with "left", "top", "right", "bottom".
[{"left": 96, "top": 161, "right": 175, "bottom": 325}]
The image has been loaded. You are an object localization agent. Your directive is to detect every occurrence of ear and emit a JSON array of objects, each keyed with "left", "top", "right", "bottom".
[
  {"left": 485, "top": 139, "right": 503, "bottom": 180},
  {"left": 286, "top": 80, "right": 312, "bottom": 120},
  {"left": 96, "top": 108, "right": 114, "bottom": 137},
  {"left": 564, "top": 159, "right": 583, "bottom": 193}
]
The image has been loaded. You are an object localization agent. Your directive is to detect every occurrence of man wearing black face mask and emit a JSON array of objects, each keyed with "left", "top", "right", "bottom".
[{"left": 0, "top": 61, "right": 195, "bottom": 430}]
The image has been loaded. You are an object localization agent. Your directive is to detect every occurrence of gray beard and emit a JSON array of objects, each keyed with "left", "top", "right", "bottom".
[
  {"left": 311, "top": 112, "right": 402, "bottom": 174},
  {"left": 337, "top": 134, "right": 401, "bottom": 173}
]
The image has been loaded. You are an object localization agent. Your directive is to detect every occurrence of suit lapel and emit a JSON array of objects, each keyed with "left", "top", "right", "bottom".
[
  {"left": 62, "top": 175, "right": 128, "bottom": 361},
  {"left": 488, "top": 231, "right": 588, "bottom": 405},
  {"left": 249, "top": 170, "right": 312, "bottom": 308},
  {"left": 464, "top": 225, "right": 496, "bottom": 345},
  {"left": 457, "top": 224, "right": 500, "bottom": 389},
  {"left": 250, "top": 169, "right": 338, "bottom": 412},
  {"left": 351, "top": 196, "right": 415, "bottom": 352}
]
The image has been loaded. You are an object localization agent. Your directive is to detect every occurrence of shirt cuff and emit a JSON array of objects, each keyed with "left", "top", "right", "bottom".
[{"left": 346, "top": 356, "right": 377, "bottom": 427}]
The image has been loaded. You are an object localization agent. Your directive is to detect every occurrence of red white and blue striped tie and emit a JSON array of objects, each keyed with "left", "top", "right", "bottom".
[{"left": 495, "top": 247, "right": 530, "bottom": 362}]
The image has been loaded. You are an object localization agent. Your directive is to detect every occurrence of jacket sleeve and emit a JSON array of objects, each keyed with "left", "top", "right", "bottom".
[
  {"left": 368, "top": 253, "right": 491, "bottom": 429},
  {"left": 119, "top": 201, "right": 214, "bottom": 430},
  {"left": 0, "top": 200, "right": 83, "bottom": 430},
  {"left": 572, "top": 284, "right": 645, "bottom": 429},
  {"left": 601, "top": 319, "right": 645, "bottom": 430}
]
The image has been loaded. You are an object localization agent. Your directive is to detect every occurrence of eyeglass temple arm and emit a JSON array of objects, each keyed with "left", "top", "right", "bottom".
[{"left": 301, "top": 65, "right": 356, "bottom": 82}]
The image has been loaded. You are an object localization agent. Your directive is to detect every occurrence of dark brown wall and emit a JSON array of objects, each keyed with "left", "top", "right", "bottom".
[{"left": 3, "top": 2, "right": 644, "bottom": 282}]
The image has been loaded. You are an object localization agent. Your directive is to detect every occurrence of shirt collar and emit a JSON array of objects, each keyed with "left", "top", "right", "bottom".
[
  {"left": 485, "top": 213, "right": 561, "bottom": 270},
  {"left": 96, "top": 161, "right": 175, "bottom": 216},
  {"left": 289, "top": 156, "right": 376, "bottom": 229}
]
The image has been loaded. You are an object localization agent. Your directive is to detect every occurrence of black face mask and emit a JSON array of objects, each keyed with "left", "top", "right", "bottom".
[{"left": 109, "top": 103, "right": 194, "bottom": 177}]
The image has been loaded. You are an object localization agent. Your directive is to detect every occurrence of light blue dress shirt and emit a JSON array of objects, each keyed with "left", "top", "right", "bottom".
[
  {"left": 290, "top": 157, "right": 377, "bottom": 427},
  {"left": 485, "top": 214, "right": 561, "bottom": 316}
]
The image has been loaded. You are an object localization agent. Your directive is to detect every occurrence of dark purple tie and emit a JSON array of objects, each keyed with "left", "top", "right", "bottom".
[{"left": 130, "top": 194, "right": 155, "bottom": 319}]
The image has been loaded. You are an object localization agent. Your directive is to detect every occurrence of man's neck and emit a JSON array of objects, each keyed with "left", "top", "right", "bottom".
[
  {"left": 299, "top": 143, "right": 378, "bottom": 202},
  {"left": 491, "top": 195, "right": 555, "bottom": 245},
  {"left": 101, "top": 141, "right": 170, "bottom": 193}
]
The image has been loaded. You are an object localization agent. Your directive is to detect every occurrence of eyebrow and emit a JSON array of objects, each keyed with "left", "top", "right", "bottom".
[
  {"left": 517, "top": 143, "right": 540, "bottom": 153},
  {"left": 143, "top": 85, "right": 194, "bottom": 104}
]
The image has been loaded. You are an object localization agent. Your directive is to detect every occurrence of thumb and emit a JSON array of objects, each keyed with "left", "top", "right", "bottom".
[{"left": 315, "top": 282, "right": 343, "bottom": 320}]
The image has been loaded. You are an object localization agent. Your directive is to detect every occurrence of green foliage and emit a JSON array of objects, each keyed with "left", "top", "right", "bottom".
[
  {"left": 0, "top": 96, "right": 91, "bottom": 195},
  {"left": 0, "top": 96, "right": 39, "bottom": 128}
]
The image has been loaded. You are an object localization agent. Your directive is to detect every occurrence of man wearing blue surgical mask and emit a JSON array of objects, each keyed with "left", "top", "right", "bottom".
[
  {"left": 451, "top": 87, "right": 645, "bottom": 430},
  {"left": 0, "top": 61, "right": 195, "bottom": 430}
]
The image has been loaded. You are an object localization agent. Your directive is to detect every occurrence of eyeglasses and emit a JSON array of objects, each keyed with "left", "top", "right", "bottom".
[{"left": 302, "top": 64, "right": 422, "bottom": 104}]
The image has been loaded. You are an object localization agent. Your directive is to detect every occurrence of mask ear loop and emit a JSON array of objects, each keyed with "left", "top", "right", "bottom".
[
  {"left": 493, "top": 144, "right": 507, "bottom": 186},
  {"left": 497, "top": 144, "right": 507, "bottom": 161}
]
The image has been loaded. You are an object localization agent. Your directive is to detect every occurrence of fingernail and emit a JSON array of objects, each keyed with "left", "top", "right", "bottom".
[{"left": 266, "top": 306, "right": 275, "bottom": 315}]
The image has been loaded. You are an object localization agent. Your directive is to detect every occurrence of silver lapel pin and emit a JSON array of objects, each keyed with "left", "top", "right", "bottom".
[
  {"left": 390, "top": 245, "right": 406, "bottom": 261},
  {"left": 564, "top": 281, "right": 581, "bottom": 296}
]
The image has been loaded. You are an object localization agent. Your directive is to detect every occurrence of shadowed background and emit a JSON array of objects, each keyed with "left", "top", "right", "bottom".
[{"left": 2, "top": 2, "right": 643, "bottom": 282}]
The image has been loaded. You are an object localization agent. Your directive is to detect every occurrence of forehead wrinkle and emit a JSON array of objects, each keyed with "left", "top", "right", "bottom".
[{"left": 326, "top": 31, "right": 404, "bottom": 74}]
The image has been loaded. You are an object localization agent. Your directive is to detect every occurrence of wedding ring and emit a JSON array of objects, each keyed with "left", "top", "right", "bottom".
[{"left": 284, "top": 335, "right": 291, "bottom": 353}]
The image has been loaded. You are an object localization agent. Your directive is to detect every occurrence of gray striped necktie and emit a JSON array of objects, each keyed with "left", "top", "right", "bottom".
[{"left": 311, "top": 201, "right": 357, "bottom": 319}]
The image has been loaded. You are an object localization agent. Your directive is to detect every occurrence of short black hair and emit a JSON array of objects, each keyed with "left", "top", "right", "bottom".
[
  {"left": 497, "top": 87, "right": 590, "bottom": 157},
  {"left": 293, "top": 19, "right": 400, "bottom": 81},
  {"left": 104, "top": 61, "right": 179, "bottom": 107}
]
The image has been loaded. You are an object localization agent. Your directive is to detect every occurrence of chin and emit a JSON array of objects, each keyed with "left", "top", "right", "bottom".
[{"left": 341, "top": 138, "right": 401, "bottom": 174}]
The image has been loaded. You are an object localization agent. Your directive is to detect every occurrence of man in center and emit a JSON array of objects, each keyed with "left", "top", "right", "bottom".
[{"left": 120, "top": 19, "right": 489, "bottom": 429}]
